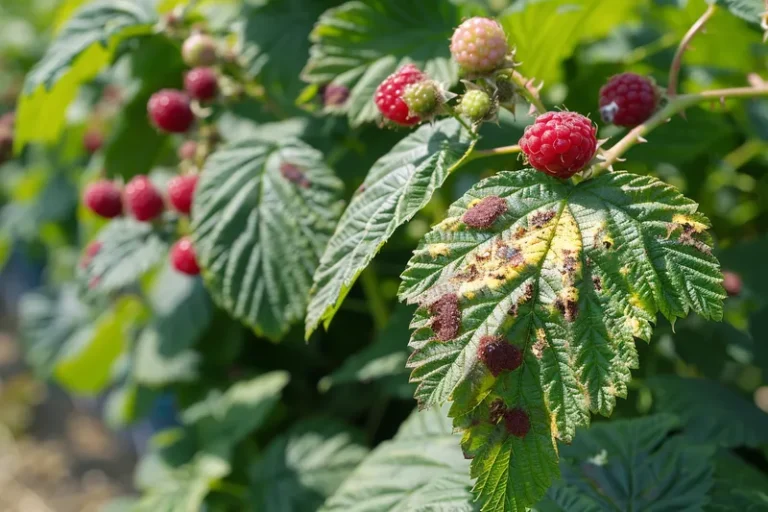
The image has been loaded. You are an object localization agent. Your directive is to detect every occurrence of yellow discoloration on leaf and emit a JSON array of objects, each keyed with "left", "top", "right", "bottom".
[
  {"left": 626, "top": 317, "right": 643, "bottom": 337},
  {"left": 672, "top": 214, "right": 707, "bottom": 233},
  {"left": 620, "top": 265, "right": 630, "bottom": 276},
  {"left": 467, "top": 198, "right": 483, "bottom": 209},
  {"left": 532, "top": 328, "right": 547, "bottom": 359},
  {"left": 427, "top": 243, "right": 451, "bottom": 258},
  {"left": 435, "top": 216, "right": 462, "bottom": 232}
]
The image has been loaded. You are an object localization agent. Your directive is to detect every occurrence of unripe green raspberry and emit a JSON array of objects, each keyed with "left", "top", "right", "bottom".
[
  {"left": 402, "top": 80, "right": 439, "bottom": 117},
  {"left": 461, "top": 90, "right": 491, "bottom": 121}
]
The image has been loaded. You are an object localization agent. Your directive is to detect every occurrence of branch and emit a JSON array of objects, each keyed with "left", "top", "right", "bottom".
[
  {"left": 667, "top": 4, "right": 717, "bottom": 97},
  {"left": 509, "top": 70, "right": 546, "bottom": 115},
  {"left": 466, "top": 144, "right": 521, "bottom": 162},
  {"left": 595, "top": 84, "right": 768, "bottom": 176}
]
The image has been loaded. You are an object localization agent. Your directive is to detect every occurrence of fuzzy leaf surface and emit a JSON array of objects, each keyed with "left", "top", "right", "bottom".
[
  {"left": 192, "top": 138, "right": 344, "bottom": 340},
  {"left": 302, "top": 0, "right": 460, "bottom": 125},
  {"left": 15, "top": 0, "right": 157, "bottom": 150},
  {"left": 400, "top": 169, "right": 725, "bottom": 511},
  {"left": 306, "top": 119, "right": 476, "bottom": 337},
  {"left": 321, "top": 405, "right": 475, "bottom": 512}
]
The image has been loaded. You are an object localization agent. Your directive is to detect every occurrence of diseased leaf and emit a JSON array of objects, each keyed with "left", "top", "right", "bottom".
[
  {"left": 649, "top": 376, "right": 768, "bottom": 447},
  {"left": 306, "top": 119, "right": 476, "bottom": 337},
  {"left": 15, "top": 0, "right": 157, "bottom": 150},
  {"left": 192, "top": 138, "right": 344, "bottom": 340},
  {"left": 321, "top": 405, "right": 476, "bottom": 512},
  {"left": 302, "top": 0, "right": 461, "bottom": 125},
  {"left": 543, "top": 415, "right": 713, "bottom": 512},
  {"left": 399, "top": 169, "right": 725, "bottom": 511},
  {"left": 250, "top": 419, "right": 369, "bottom": 511}
]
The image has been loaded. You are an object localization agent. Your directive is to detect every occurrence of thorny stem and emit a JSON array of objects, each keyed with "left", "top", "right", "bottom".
[
  {"left": 466, "top": 144, "right": 522, "bottom": 162},
  {"left": 667, "top": 3, "right": 718, "bottom": 97},
  {"left": 594, "top": 85, "right": 768, "bottom": 177},
  {"left": 509, "top": 70, "right": 546, "bottom": 114}
]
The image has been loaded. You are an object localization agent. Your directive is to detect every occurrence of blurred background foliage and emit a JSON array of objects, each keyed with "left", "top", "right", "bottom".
[{"left": 0, "top": 0, "right": 767, "bottom": 510}]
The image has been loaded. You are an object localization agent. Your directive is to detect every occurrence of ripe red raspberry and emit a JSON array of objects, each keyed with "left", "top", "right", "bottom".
[
  {"left": 722, "top": 271, "right": 742, "bottom": 297},
  {"left": 83, "top": 130, "right": 104, "bottom": 154},
  {"left": 599, "top": 73, "right": 658, "bottom": 128},
  {"left": 450, "top": 17, "right": 508, "bottom": 73},
  {"left": 519, "top": 111, "right": 597, "bottom": 179},
  {"left": 182, "top": 33, "right": 218, "bottom": 67},
  {"left": 167, "top": 174, "right": 198, "bottom": 215},
  {"left": 171, "top": 237, "right": 200, "bottom": 275},
  {"left": 80, "top": 240, "right": 102, "bottom": 268},
  {"left": 84, "top": 180, "right": 123, "bottom": 218},
  {"left": 148, "top": 89, "right": 194, "bottom": 133},
  {"left": 124, "top": 175, "right": 164, "bottom": 221},
  {"left": 178, "top": 140, "right": 198, "bottom": 161},
  {"left": 374, "top": 64, "right": 426, "bottom": 126},
  {"left": 503, "top": 408, "right": 530, "bottom": 438},
  {"left": 184, "top": 67, "right": 218, "bottom": 101}
]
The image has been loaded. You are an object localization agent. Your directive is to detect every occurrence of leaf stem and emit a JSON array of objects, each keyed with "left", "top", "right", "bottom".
[
  {"left": 509, "top": 70, "right": 546, "bottom": 114},
  {"left": 466, "top": 144, "right": 522, "bottom": 162},
  {"left": 443, "top": 103, "right": 476, "bottom": 137},
  {"left": 667, "top": 3, "right": 717, "bottom": 98},
  {"left": 594, "top": 84, "right": 768, "bottom": 176},
  {"left": 360, "top": 266, "right": 389, "bottom": 330}
]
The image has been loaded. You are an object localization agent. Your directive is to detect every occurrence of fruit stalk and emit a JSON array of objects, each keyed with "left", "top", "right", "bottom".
[{"left": 667, "top": 3, "right": 718, "bottom": 98}]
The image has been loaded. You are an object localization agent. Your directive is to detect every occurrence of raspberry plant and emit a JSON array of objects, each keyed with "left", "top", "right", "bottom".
[{"left": 3, "top": 1, "right": 768, "bottom": 511}]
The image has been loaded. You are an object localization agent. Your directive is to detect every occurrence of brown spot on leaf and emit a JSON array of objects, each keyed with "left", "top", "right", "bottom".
[
  {"left": 532, "top": 329, "right": 546, "bottom": 359},
  {"left": 503, "top": 407, "right": 530, "bottom": 438},
  {"left": 592, "top": 275, "right": 602, "bottom": 292},
  {"left": 488, "top": 399, "right": 506, "bottom": 424},
  {"left": 478, "top": 335, "right": 523, "bottom": 377},
  {"left": 513, "top": 226, "right": 528, "bottom": 239},
  {"left": 280, "top": 162, "right": 310, "bottom": 188},
  {"left": 462, "top": 196, "right": 507, "bottom": 229},
  {"left": 524, "top": 282, "right": 535, "bottom": 301},
  {"left": 429, "top": 293, "right": 461, "bottom": 341},
  {"left": 507, "top": 303, "right": 518, "bottom": 317},
  {"left": 496, "top": 245, "right": 525, "bottom": 267},
  {"left": 530, "top": 209, "right": 556, "bottom": 228},
  {"left": 554, "top": 297, "right": 578, "bottom": 322}
]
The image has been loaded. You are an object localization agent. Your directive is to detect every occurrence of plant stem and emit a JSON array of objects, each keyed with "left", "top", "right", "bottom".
[
  {"left": 594, "top": 85, "right": 768, "bottom": 176},
  {"left": 466, "top": 144, "right": 522, "bottom": 162},
  {"left": 667, "top": 3, "right": 717, "bottom": 97},
  {"left": 509, "top": 70, "right": 546, "bottom": 114},
  {"left": 444, "top": 103, "right": 476, "bottom": 137},
  {"left": 210, "top": 480, "right": 247, "bottom": 499},
  {"left": 360, "top": 266, "right": 389, "bottom": 330}
]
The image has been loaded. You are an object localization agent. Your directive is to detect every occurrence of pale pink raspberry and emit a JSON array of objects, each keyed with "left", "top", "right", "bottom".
[{"left": 450, "top": 17, "right": 508, "bottom": 73}]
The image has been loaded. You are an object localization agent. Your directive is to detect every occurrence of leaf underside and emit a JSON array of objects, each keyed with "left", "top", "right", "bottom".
[
  {"left": 192, "top": 138, "right": 343, "bottom": 341},
  {"left": 399, "top": 169, "right": 725, "bottom": 511},
  {"left": 306, "top": 118, "right": 476, "bottom": 338}
]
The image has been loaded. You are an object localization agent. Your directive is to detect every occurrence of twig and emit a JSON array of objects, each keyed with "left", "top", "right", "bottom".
[
  {"left": 465, "top": 144, "right": 521, "bottom": 162},
  {"left": 509, "top": 70, "right": 546, "bottom": 114},
  {"left": 443, "top": 103, "right": 477, "bottom": 136},
  {"left": 595, "top": 84, "right": 768, "bottom": 176},
  {"left": 667, "top": 4, "right": 717, "bottom": 97}
]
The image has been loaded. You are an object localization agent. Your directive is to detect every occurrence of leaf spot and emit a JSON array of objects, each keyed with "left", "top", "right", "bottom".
[
  {"left": 462, "top": 196, "right": 507, "bottom": 229},
  {"left": 429, "top": 293, "right": 461, "bottom": 341},
  {"left": 478, "top": 335, "right": 522, "bottom": 376},
  {"left": 280, "top": 162, "right": 311, "bottom": 188}
]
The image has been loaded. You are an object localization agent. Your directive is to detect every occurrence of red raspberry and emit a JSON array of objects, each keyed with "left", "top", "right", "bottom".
[
  {"left": 178, "top": 140, "right": 198, "bottom": 161},
  {"left": 599, "top": 73, "right": 658, "bottom": 128},
  {"left": 519, "top": 111, "right": 597, "bottom": 179},
  {"left": 80, "top": 240, "right": 102, "bottom": 268},
  {"left": 171, "top": 237, "right": 200, "bottom": 275},
  {"left": 503, "top": 408, "right": 530, "bottom": 438},
  {"left": 167, "top": 174, "right": 198, "bottom": 215},
  {"left": 182, "top": 33, "right": 218, "bottom": 67},
  {"left": 374, "top": 64, "right": 426, "bottom": 126},
  {"left": 722, "top": 271, "right": 742, "bottom": 297},
  {"left": 83, "top": 130, "right": 104, "bottom": 154},
  {"left": 148, "top": 89, "right": 194, "bottom": 133},
  {"left": 184, "top": 67, "right": 218, "bottom": 101},
  {"left": 124, "top": 175, "right": 164, "bottom": 221},
  {"left": 83, "top": 180, "right": 123, "bottom": 218},
  {"left": 450, "top": 17, "right": 508, "bottom": 73}
]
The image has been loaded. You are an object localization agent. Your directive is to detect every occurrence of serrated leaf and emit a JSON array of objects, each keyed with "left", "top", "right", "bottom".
[
  {"left": 543, "top": 415, "right": 713, "bottom": 512},
  {"left": 302, "top": 0, "right": 461, "bottom": 125},
  {"left": 707, "top": 451, "right": 768, "bottom": 511},
  {"left": 15, "top": 0, "right": 157, "bottom": 150},
  {"left": 499, "top": 0, "right": 637, "bottom": 85},
  {"left": 399, "top": 169, "right": 725, "bottom": 511},
  {"left": 649, "top": 376, "right": 768, "bottom": 447},
  {"left": 83, "top": 217, "right": 173, "bottom": 293},
  {"left": 250, "top": 419, "right": 369, "bottom": 511},
  {"left": 54, "top": 295, "right": 148, "bottom": 394},
  {"left": 192, "top": 138, "right": 344, "bottom": 340},
  {"left": 306, "top": 119, "right": 476, "bottom": 337},
  {"left": 711, "top": 0, "right": 764, "bottom": 25},
  {"left": 321, "top": 405, "right": 476, "bottom": 512},
  {"left": 181, "top": 371, "right": 290, "bottom": 454}
]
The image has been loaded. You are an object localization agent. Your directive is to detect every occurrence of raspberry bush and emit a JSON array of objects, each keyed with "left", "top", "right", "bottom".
[{"left": 3, "top": 1, "right": 768, "bottom": 511}]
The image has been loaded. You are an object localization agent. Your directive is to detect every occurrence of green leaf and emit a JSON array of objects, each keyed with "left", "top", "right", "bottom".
[
  {"left": 302, "top": 0, "right": 461, "bottom": 125},
  {"left": 319, "top": 305, "right": 414, "bottom": 398},
  {"left": 134, "top": 453, "right": 230, "bottom": 512},
  {"left": 103, "top": 35, "right": 182, "bottom": 179},
  {"left": 250, "top": 419, "right": 369, "bottom": 511},
  {"left": 321, "top": 405, "right": 476, "bottom": 512},
  {"left": 306, "top": 119, "right": 476, "bottom": 337},
  {"left": 542, "top": 415, "right": 713, "bottom": 512},
  {"left": 191, "top": 137, "right": 344, "bottom": 340},
  {"left": 104, "top": 382, "right": 157, "bottom": 428},
  {"left": 83, "top": 217, "right": 172, "bottom": 293},
  {"left": 54, "top": 296, "right": 148, "bottom": 394},
  {"left": 181, "top": 371, "right": 290, "bottom": 453},
  {"left": 0, "top": 229, "right": 11, "bottom": 273},
  {"left": 18, "top": 285, "right": 89, "bottom": 376},
  {"left": 712, "top": 0, "right": 765, "bottom": 25},
  {"left": 649, "top": 376, "right": 768, "bottom": 447},
  {"left": 399, "top": 169, "right": 725, "bottom": 511},
  {"left": 14, "top": 0, "right": 157, "bottom": 150},
  {"left": 499, "top": 0, "right": 637, "bottom": 85},
  {"left": 707, "top": 451, "right": 768, "bottom": 511}
]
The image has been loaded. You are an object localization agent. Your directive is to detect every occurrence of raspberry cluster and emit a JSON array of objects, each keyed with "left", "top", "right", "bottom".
[{"left": 375, "top": 64, "right": 426, "bottom": 126}]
